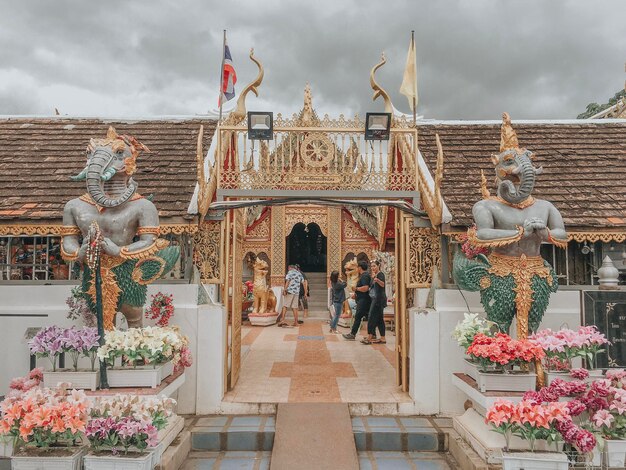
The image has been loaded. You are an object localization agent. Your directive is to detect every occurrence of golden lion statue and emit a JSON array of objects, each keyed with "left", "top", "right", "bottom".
[
  {"left": 342, "top": 257, "right": 359, "bottom": 317},
  {"left": 252, "top": 258, "right": 276, "bottom": 314}
]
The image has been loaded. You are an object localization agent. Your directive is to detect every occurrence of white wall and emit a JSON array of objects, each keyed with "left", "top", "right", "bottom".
[
  {"left": 410, "top": 288, "right": 582, "bottom": 416},
  {"left": 0, "top": 283, "right": 201, "bottom": 414}
]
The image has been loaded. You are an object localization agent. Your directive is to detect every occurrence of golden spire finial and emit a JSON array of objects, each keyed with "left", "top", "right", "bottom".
[
  {"left": 226, "top": 48, "right": 264, "bottom": 125},
  {"left": 370, "top": 52, "right": 393, "bottom": 114},
  {"left": 499, "top": 112, "right": 520, "bottom": 153},
  {"left": 300, "top": 82, "right": 315, "bottom": 125}
]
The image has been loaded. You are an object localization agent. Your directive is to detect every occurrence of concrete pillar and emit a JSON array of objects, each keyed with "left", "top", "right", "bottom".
[
  {"left": 410, "top": 307, "right": 440, "bottom": 414},
  {"left": 195, "top": 303, "right": 227, "bottom": 414}
]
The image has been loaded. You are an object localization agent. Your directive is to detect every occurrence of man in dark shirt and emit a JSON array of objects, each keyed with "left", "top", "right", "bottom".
[{"left": 342, "top": 260, "right": 371, "bottom": 340}]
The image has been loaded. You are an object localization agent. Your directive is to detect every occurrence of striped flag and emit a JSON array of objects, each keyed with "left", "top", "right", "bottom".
[{"left": 220, "top": 40, "right": 237, "bottom": 105}]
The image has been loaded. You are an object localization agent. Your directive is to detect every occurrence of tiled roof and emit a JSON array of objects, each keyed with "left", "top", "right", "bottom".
[
  {"left": 417, "top": 120, "right": 626, "bottom": 230},
  {"left": 0, "top": 117, "right": 216, "bottom": 223}
]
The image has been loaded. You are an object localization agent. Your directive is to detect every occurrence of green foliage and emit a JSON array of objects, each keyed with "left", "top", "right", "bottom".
[{"left": 577, "top": 89, "right": 626, "bottom": 119}]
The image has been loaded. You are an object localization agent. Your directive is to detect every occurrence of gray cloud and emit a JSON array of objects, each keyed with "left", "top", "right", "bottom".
[{"left": 0, "top": 0, "right": 624, "bottom": 119}]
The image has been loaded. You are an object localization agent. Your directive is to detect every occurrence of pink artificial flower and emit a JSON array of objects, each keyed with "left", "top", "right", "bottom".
[
  {"left": 570, "top": 368, "right": 589, "bottom": 380},
  {"left": 592, "top": 409, "right": 614, "bottom": 427},
  {"left": 609, "top": 400, "right": 626, "bottom": 415},
  {"left": 566, "top": 400, "right": 587, "bottom": 417}
]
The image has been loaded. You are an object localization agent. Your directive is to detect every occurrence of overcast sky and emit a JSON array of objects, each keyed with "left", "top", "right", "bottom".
[{"left": 0, "top": 0, "right": 624, "bottom": 120}]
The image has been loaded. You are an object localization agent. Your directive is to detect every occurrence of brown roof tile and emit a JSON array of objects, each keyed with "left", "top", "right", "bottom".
[
  {"left": 0, "top": 117, "right": 216, "bottom": 222},
  {"left": 417, "top": 121, "right": 626, "bottom": 230}
]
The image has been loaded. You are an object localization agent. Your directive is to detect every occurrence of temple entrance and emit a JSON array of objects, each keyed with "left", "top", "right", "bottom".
[{"left": 285, "top": 222, "right": 327, "bottom": 273}]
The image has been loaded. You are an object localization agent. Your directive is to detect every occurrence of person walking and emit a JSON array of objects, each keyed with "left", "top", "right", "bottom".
[
  {"left": 297, "top": 265, "right": 309, "bottom": 323},
  {"left": 361, "top": 260, "right": 386, "bottom": 344},
  {"left": 329, "top": 271, "right": 346, "bottom": 334},
  {"left": 279, "top": 264, "right": 304, "bottom": 327},
  {"left": 342, "top": 261, "right": 371, "bottom": 340}
]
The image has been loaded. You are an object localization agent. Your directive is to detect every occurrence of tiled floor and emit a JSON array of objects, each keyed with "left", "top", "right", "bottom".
[
  {"left": 359, "top": 451, "right": 455, "bottom": 470},
  {"left": 223, "top": 320, "right": 409, "bottom": 403}
]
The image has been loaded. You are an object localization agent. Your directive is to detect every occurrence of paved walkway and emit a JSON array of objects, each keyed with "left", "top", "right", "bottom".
[
  {"left": 224, "top": 320, "right": 409, "bottom": 403},
  {"left": 270, "top": 403, "right": 358, "bottom": 470}
]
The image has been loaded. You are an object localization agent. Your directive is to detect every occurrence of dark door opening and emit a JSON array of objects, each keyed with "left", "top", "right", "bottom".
[{"left": 286, "top": 222, "right": 327, "bottom": 273}]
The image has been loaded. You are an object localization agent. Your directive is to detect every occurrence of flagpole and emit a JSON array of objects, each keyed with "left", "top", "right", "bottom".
[
  {"left": 218, "top": 29, "right": 226, "bottom": 122},
  {"left": 411, "top": 30, "right": 416, "bottom": 126}
]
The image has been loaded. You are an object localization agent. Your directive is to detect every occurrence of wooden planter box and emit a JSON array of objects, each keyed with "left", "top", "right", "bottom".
[
  {"left": 544, "top": 369, "right": 604, "bottom": 386},
  {"left": 604, "top": 439, "right": 626, "bottom": 468},
  {"left": 502, "top": 451, "right": 568, "bottom": 470},
  {"left": 11, "top": 446, "right": 86, "bottom": 470},
  {"left": 83, "top": 451, "right": 154, "bottom": 470},
  {"left": 43, "top": 370, "right": 99, "bottom": 391},
  {"left": 464, "top": 360, "right": 535, "bottom": 392},
  {"left": 106, "top": 361, "right": 171, "bottom": 388}
]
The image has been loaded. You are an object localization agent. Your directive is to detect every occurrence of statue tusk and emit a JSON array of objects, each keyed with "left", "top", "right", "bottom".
[
  {"left": 101, "top": 167, "right": 117, "bottom": 181},
  {"left": 534, "top": 166, "right": 544, "bottom": 175},
  {"left": 70, "top": 167, "right": 88, "bottom": 181},
  {"left": 511, "top": 166, "right": 521, "bottom": 175}
]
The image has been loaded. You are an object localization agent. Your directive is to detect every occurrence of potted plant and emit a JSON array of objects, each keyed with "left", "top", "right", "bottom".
[
  {"left": 465, "top": 333, "right": 544, "bottom": 392},
  {"left": 97, "top": 326, "right": 191, "bottom": 388},
  {"left": 242, "top": 281, "right": 254, "bottom": 316},
  {"left": 452, "top": 313, "right": 496, "bottom": 380},
  {"left": 590, "top": 369, "right": 626, "bottom": 467},
  {"left": 30, "top": 326, "right": 101, "bottom": 391},
  {"left": 0, "top": 369, "right": 43, "bottom": 457},
  {"left": 145, "top": 292, "right": 175, "bottom": 327},
  {"left": 83, "top": 415, "right": 158, "bottom": 470},
  {"left": 90, "top": 395, "right": 176, "bottom": 468},
  {"left": 486, "top": 399, "right": 589, "bottom": 470},
  {"left": 529, "top": 326, "right": 608, "bottom": 385},
  {"left": 0, "top": 385, "right": 90, "bottom": 470}
]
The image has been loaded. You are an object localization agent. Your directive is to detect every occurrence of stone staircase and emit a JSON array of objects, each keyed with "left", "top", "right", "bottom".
[
  {"left": 181, "top": 413, "right": 459, "bottom": 470},
  {"left": 303, "top": 271, "right": 329, "bottom": 319}
]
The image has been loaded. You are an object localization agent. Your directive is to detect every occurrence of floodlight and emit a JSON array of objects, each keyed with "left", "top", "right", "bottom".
[{"left": 247, "top": 112, "right": 273, "bottom": 140}]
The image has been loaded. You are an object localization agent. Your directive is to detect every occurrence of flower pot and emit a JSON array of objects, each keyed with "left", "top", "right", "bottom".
[
  {"left": 463, "top": 359, "right": 479, "bottom": 381},
  {"left": 0, "top": 437, "right": 13, "bottom": 457},
  {"left": 159, "top": 361, "right": 174, "bottom": 381},
  {"left": 43, "top": 370, "right": 99, "bottom": 391},
  {"left": 588, "top": 445, "right": 602, "bottom": 467},
  {"left": 501, "top": 451, "right": 568, "bottom": 470},
  {"left": 83, "top": 450, "right": 154, "bottom": 470},
  {"left": 106, "top": 362, "right": 171, "bottom": 388},
  {"left": 544, "top": 369, "right": 604, "bottom": 386},
  {"left": 11, "top": 446, "right": 86, "bottom": 470},
  {"left": 476, "top": 370, "right": 537, "bottom": 393},
  {"left": 604, "top": 439, "right": 626, "bottom": 468}
]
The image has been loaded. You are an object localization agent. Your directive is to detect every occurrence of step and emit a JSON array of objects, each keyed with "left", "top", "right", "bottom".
[
  {"left": 271, "top": 403, "right": 358, "bottom": 470},
  {"left": 182, "top": 451, "right": 271, "bottom": 470},
  {"left": 190, "top": 415, "right": 275, "bottom": 451},
  {"left": 352, "top": 416, "right": 451, "bottom": 452}
]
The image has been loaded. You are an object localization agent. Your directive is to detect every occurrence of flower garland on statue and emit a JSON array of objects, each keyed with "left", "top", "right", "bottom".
[
  {"left": 145, "top": 292, "right": 175, "bottom": 327},
  {"left": 457, "top": 226, "right": 490, "bottom": 260}
]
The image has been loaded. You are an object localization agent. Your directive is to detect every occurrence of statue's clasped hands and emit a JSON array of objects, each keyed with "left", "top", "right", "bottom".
[{"left": 522, "top": 217, "right": 548, "bottom": 240}]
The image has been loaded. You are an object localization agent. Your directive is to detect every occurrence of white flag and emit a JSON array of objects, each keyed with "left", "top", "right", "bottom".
[{"left": 399, "top": 35, "right": 418, "bottom": 112}]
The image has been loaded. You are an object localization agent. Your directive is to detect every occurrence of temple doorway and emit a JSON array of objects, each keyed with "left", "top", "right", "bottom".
[{"left": 285, "top": 222, "right": 327, "bottom": 273}]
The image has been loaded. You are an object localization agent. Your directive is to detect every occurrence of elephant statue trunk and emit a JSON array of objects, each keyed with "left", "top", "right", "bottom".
[
  {"left": 497, "top": 151, "right": 536, "bottom": 205},
  {"left": 85, "top": 149, "right": 137, "bottom": 208}
]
